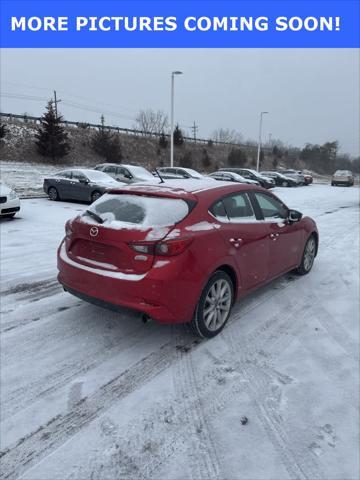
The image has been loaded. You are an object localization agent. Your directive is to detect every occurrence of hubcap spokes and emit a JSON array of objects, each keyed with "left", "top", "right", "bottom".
[
  {"left": 304, "top": 238, "right": 316, "bottom": 271},
  {"left": 203, "top": 279, "right": 232, "bottom": 331}
]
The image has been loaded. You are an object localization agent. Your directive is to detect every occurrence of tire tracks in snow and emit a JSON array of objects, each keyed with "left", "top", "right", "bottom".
[
  {"left": 1, "top": 319, "right": 148, "bottom": 421},
  {"left": 222, "top": 295, "right": 325, "bottom": 480},
  {"left": 1, "top": 278, "right": 60, "bottom": 301},
  {"left": 69, "top": 289, "right": 313, "bottom": 480},
  {"left": 0, "top": 338, "right": 185, "bottom": 480},
  {"left": 0, "top": 275, "right": 299, "bottom": 480}
]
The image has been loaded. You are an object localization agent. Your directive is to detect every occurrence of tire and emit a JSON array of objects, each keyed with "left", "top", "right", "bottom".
[
  {"left": 331, "top": 182, "right": 334, "bottom": 186},
  {"left": 295, "top": 235, "right": 317, "bottom": 275},
  {"left": 189, "top": 271, "right": 234, "bottom": 338},
  {"left": 281, "top": 181, "right": 289, "bottom": 187},
  {"left": 48, "top": 187, "right": 59, "bottom": 201},
  {"left": 91, "top": 191, "right": 102, "bottom": 203},
  {"left": 1, "top": 213, "right": 15, "bottom": 219}
]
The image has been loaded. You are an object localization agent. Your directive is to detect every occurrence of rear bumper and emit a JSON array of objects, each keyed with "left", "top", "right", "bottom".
[
  {"left": 332, "top": 179, "right": 353, "bottom": 185},
  {"left": 57, "top": 241, "right": 201, "bottom": 324}
]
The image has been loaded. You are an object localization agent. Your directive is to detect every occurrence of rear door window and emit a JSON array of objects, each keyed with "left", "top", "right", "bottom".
[
  {"left": 104, "top": 166, "right": 116, "bottom": 174},
  {"left": 223, "top": 193, "right": 256, "bottom": 222},
  {"left": 209, "top": 200, "right": 228, "bottom": 221},
  {"left": 85, "top": 193, "right": 191, "bottom": 228},
  {"left": 210, "top": 193, "right": 255, "bottom": 223}
]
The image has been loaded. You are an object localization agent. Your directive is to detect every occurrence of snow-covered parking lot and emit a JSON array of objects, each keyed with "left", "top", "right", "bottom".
[{"left": 1, "top": 184, "right": 359, "bottom": 480}]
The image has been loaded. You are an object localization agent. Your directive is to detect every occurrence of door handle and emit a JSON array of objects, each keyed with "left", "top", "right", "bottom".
[{"left": 229, "top": 238, "right": 242, "bottom": 248}]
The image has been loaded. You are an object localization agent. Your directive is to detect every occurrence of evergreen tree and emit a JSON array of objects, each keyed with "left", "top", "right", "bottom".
[
  {"left": 201, "top": 148, "right": 212, "bottom": 169},
  {"left": 227, "top": 148, "right": 247, "bottom": 167},
  {"left": 173, "top": 124, "right": 184, "bottom": 146},
  {"left": 159, "top": 131, "right": 168, "bottom": 149},
  {"left": 179, "top": 151, "right": 193, "bottom": 168},
  {"left": 0, "top": 123, "right": 7, "bottom": 140},
  {"left": 91, "top": 115, "right": 122, "bottom": 162},
  {"left": 35, "top": 101, "right": 70, "bottom": 162}
]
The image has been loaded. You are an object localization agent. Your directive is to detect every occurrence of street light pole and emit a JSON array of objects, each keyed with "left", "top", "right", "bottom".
[
  {"left": 170, "top": 71, "right": 183, "bottom": 167},
  {"left": 256, "top": 111, "right": 268, "bottom": 172}
]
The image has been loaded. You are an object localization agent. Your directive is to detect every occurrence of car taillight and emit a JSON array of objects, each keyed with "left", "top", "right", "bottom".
[
  {"left": 129, "top": 238, "right": 193, "bottom": 257},
  {"left": 129, "top": 242, "right": 155, "bottom": 254},
  {"left": 155, "top": 238, "right": 193, "bottom": 256}
]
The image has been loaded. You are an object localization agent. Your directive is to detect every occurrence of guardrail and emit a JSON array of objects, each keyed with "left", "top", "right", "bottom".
[{"left": 0, "top": 111, "right": 257, "bottom": 149}]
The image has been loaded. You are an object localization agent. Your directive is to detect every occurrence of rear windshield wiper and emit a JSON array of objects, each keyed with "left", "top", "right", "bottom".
[{"left": 85, "top": 209, "right": 104, "bottom": 224}]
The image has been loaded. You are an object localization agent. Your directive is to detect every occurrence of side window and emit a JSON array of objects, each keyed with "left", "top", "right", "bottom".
[
  {"left": 105, "top": 166, "right": 116, "bottom": 174},
  {"left": 72, "top": 171, "right": 88, "bottom": 182},
  {"left": 223, "top": 193, "right": 255, "bottom": 222},
  {"left": 240, "top": 171, "right": 251, "bottom": 179},
  {"left": 209, "top": 200, "right": 228, "bottom": 221},
  {"left": 116, "top": 167, "right": 126, "bottom": 176},
  {"left": 55, "top": 171, "right": 71, "bottom": 179},
  {"left": 254, "top": 192, "right": 288, "bottom": 220}
]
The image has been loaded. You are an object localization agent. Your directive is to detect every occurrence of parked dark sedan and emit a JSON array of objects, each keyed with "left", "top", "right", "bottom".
[
  {"left": 260, "top": 171, "right": 298, "bottom": 187},
  {"left": 219, "top": 168, "right": 275, "bottom": 189},
  {"left": 43, "top": 169, "right": 122, "bottom": 203}
]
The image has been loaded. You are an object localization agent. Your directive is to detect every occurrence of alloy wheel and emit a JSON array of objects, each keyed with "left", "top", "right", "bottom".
[
  {"left": 303, "top": 237, "right": 316, "bottom": 272},
  {"left": 203, "top": 279, "right": 232, "bottom": 331}
]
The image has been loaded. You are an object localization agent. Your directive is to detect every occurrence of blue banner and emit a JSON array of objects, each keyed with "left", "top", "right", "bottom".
[{"left": 0, "top": 0, "right": 359, "bottom": 48}]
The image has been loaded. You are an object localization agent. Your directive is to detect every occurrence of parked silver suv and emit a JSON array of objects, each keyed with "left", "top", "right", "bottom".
[{"left": 280, "top": 169, "right": 306, "bottom": 185}]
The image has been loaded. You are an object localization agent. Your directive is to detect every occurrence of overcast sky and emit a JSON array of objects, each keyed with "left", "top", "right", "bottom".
[{"left": 1, "top": 48, "right": 359, "bottom": 156}]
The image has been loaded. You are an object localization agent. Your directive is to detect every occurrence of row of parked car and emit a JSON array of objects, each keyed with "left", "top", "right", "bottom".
[{"left": 41, "top": 163, "right": 314, "bottom": 203}]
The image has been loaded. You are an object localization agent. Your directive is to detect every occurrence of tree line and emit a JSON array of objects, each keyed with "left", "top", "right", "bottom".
[{"left": 0, "top": 101, "right": 358, "bottom": 174}]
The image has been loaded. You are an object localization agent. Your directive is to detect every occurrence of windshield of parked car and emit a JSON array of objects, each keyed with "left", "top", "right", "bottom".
[
  {"left": 181, "top": 168, "right": 203, "bottom": 179},
  {"left": 335, "top": 170, "right": 350, "bottom": 176},
  {"left": 127, "top": 166, "right": 154, "bottom": 179},
  {"left": 84, "top": 193, "right": 190, "bottom": 228},
  {"left": 243, "top": 169, "right": 259, "bottom": 176}
]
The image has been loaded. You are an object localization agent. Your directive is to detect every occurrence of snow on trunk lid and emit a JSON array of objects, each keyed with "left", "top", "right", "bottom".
[{"left": 70, "top": 193, "right": 191, "bottom": 274}]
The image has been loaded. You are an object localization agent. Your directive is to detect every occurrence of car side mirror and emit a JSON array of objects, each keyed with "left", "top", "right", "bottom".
[
  {"left": 288, "top": 209, "right": 302, "bottom": 223},
  {"left": 79, "top": 178, "right": 89, "bottom": 184}
]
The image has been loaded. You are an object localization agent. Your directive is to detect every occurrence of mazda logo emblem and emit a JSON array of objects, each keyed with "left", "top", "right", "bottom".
[{"left": 90, "top": 226, "right": 99, "bottom": 237}]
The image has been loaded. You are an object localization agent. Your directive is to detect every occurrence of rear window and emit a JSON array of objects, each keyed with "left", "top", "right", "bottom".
[{"left": 84, "top": 193, "right": 190, "bottom": 228}]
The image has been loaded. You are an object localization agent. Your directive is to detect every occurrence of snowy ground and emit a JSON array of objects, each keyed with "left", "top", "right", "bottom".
[{"left": 0, "top": 184, "right": 359, "bottom": 480}]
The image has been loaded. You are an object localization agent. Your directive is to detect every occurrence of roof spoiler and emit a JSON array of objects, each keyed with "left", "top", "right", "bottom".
[{"left": 106, "top": 185, "right": 198, "bottom": 202}]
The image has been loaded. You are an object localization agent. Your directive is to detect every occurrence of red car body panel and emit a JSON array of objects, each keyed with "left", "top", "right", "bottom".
[{"left": 57, "top": 183, "right": 318, "bottom": 324}]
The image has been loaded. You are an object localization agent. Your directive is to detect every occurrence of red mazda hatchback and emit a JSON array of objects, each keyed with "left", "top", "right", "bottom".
[{"left": 58, "top": 180, "right": 318, "bottom": 337}]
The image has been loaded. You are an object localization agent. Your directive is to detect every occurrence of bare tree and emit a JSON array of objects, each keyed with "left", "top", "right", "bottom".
[
  {"left": 134, "top": 109, "right": 169, "bottom": 134},
  {"left": 211, "top": 128, "right": 243, "bottom": 144}
]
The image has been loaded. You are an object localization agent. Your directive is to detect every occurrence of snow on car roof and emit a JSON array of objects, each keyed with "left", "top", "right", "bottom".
[{"left": 108, "top": 178, "right": 254, "bottom": 199}]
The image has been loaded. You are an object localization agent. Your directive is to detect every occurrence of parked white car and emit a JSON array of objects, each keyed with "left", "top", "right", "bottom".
[{"left": 0, "top": 182, "right": 20, "bottom": 218}]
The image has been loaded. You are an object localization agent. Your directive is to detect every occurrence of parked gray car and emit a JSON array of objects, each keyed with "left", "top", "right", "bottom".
[
  {"left": 94, "top": 163, "right": 156, "bottom": 184},
  {"left": 43, "top": 169, "right": 121, "bottom": 203}
]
